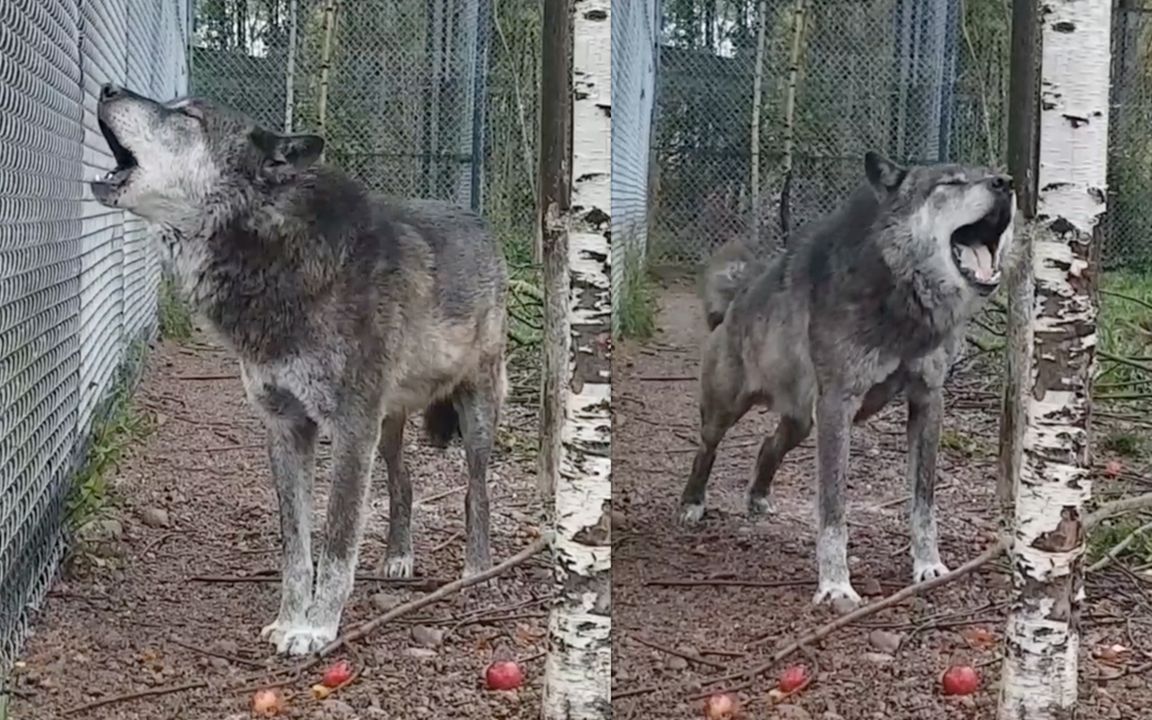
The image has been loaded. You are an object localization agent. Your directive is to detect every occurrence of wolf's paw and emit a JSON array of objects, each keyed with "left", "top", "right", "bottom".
[
  {"left": 261, "top": 619, "right": 337, "bottom": 656},
  {"left": 912, "top": 559, "right": 950, "bottom": 583},
  {"left": 379, "top": 553, "right": 414, "bottom": 579},
  {"left": 746, "top": 495, "right": 775, "bottom": 519},
  {"left": 812, "top": 581, "right": 861, "bottom": 611},
  {"left": 462, "top": 556, "right": 492, "bottom": 582},
  {"left": 678, "top": 503, "right": 705, "bottom": 526}
]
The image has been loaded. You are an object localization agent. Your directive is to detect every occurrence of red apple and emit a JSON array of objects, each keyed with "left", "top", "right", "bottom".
[
  {"left": 251, "top": 688, "right": 285, "bottom": 716},
  {"left": 778, "top": 664, "right": 810, "bottom": 693},
  {"left": 485, "top": 660, "right": 524, "bottom": 691},
  {"left": 321, "top": 659, "right": 353, "bottom": 688},
  {"left": 702, "top": 692, "right": 740, "bottom": 719},
  {"left": 941, "top": 665, "right": 981, "bottom": 696}
]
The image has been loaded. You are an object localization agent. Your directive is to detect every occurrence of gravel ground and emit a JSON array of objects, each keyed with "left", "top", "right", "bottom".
[
  {"left": 611, "top": 276, "right": 1152, "bottom": 720},
  {"left": 9, "top": 331, "right": 548, "bottom": 720}
]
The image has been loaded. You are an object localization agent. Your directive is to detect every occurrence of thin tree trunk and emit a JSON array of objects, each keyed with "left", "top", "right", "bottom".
[
  {"left": 997, "top": 1, "right": 1110, "bottom": 716},
  {"left": 283, "top": 0, "right": 299, "bottom": 133},
  {"left": 779, "top": 0, "right": 807, "bottom": 244},
  {"left": 749, "top": 0, "right": 768, "bottom": 246},
  {"left": 316, "top": 0, "right": 340, "bottom": 158},
  {"left": 997, "top": 0, "right": 1041, "bottom": 520},
  {"left": 540, "top": 0, "right": 612, "bottom": 716}
]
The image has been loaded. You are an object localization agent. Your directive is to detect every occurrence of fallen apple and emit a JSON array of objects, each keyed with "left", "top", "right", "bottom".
[
  {"left": 485, "top": 660, "right": 524, "bottom": 691},
  {"left": 251, "top": 688, "right": 285, "bottom": 716},
  {"left": 778, "top": 664, "right": 810, "bottom": 693},
  {"left": 941, "top": 665, "right": 980, "bottom": 696},
  {"left": 311, "top": 683, "right": 333, "bottom": 700},
  {"left": 702, "top": 692, "right": 740, "bottom": 719},
  {"left": 1106, "top": 460, "right": 1123, "bottom": 478},
  {"left": 321, "top": 659, "right": 353, "bottom": 688}
]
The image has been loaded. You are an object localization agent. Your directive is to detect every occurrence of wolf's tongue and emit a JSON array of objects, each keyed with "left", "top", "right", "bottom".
[{"left": 964, "top": 244, "right": 994, "bottom": 282}]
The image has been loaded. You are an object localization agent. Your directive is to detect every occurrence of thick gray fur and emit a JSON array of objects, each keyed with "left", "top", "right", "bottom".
[
  {"left": 90, "top": 85, "right": 507, "bottom": 655},
  {"left": 681, "top": 151, "right": 1015, "bottom": 607}
]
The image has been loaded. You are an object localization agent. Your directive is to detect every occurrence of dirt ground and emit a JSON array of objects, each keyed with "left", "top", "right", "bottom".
[
  {"left": 8, "top": 331, "right": 548, "bottom": 720},
  {"left": 612, "top": 276, "right": 1152, "bottom": 720}
]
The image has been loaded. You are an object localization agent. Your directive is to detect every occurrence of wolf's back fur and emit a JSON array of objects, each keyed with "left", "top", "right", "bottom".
[{"left": 698, "top": 239, "right": 766, "bottom": 330}]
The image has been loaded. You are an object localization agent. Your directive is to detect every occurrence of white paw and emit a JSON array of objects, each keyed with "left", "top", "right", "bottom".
[
  {"left": 746, "top": 495, "right": 775, "bottom": 518},
  {"left": 812, "top": 580, "right": 861, "bottom": 608},
  {"left": 260, "top": 619, "right": 336, "bottom": 656},
  {"left": 912, "top": 559, "right": 950, "bottom": 583},
  {"left": 380, "top": 553, "right": 414, "bottom": 579},
  {"left": 679, "top": 503, "right": 705, "bottom": 526}
]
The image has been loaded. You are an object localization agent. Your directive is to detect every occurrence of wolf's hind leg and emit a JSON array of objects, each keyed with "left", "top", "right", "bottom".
[
  {"left": 679, "top": 394, "right": 749, "bottom": 526},
  {"left": 249, "top": 388, "right": 317, "bottom": 654},
  {"left": 906, "top": 382, "right": 949, "bottom": 583},
  {"left": 454, "top": 366, "right": 501, "bottom": 579},
  {"left": 378, "top": 412, "right": 413, "bottom": 579},
  {"left": 287, "top": 413, "right": 381, "bottom": 656},
  {"left": 746, "top": 413, "right": 812, "bottom": 518}
]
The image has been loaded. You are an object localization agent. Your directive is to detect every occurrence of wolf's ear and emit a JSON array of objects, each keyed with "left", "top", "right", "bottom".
[
  {"left": 864, "top": 151, "right": 906, "bottom": 193},
  {"left": 252, "top": 128, "right": 325, "bottom": 169}
]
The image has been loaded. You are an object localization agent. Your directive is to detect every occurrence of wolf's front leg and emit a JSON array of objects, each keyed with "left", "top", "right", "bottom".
[
  {"left": 285, "top": 418, "right": 380, "bottom": 656},
  {"left": 256, "top": 410, "right": 318, "bottom": 654},
  {"left": 813, "top": 386, "right": 861, "bottom": 608},
  {"left": 906, "top": 383, "right": 949, "bottom": 583}
]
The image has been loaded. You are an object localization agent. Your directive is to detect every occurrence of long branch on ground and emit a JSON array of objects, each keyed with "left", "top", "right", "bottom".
[{"left": 61, "top": 535, "right": 551, "bottom": 716}]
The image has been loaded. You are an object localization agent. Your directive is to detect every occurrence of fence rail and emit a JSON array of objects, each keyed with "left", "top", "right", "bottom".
[{"left": 0, "top": 0, "right": 190, "bottom": 673}]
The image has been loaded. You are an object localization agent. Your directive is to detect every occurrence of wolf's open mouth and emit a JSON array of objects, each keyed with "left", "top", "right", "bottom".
[
  {"left": 98, "top": 118, "right": 138, "bottom": 186},
  {"left": 949, "top": 201, "right": 1011, "bottom": 289}
]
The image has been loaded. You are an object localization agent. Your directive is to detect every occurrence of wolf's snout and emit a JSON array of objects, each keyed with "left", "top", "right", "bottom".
[
  {"left": 988, "top": 175, "right": 1012, "bottom": 194},
  {"left": 100, "top": 83, "right": 122, "bottom": 101}
]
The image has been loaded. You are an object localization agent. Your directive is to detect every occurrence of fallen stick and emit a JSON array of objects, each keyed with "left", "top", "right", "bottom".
[
  {"left": 616, "top": 537, "right": 1008, "bottom": 700},
  {"left": 629, "top": 634, "right": 728, "bottom": 670},
  {"left": 1089, "top": 519, "right": 1152, "bottom": 573},
  {"left": 63, "top": 680, "right": 209, "bottom": 716},
  {"left": 310, "top": 534, "right": 551, "bottom": 660},
  {"left": 186, "top": 574, "right": 446, "bottom": 591},
  {"left": 65, "top": 536, "right": 550, "bottom": 716},
  {"left": 1086, "top": 493, "right": 1152, "bottom": 530}
]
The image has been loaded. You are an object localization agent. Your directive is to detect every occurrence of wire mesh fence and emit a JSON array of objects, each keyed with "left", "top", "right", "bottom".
[
  {"left": 189, "top": 0, "right": 540, "bottom": 255},
  {"left": 640, "top": 0, "right": 1152, "bottom": 269},
  {"left": 0, "top": 0, "right": 190, "bottom": 674},
  {"left": 612, "top": 0, "right": 660, "bottom": 334}
]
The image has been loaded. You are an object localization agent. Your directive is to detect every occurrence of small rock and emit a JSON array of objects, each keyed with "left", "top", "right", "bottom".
[
  {"left": 868, "top": 629, "right": 903, "bottom": 653},
  {"left": 212, "top": 639, "right": 239, "bottom": 656},
  {"left": 411, "top": 625, "right": 444, "bottom": 648},
  {"left": 776, "top": 705, "right": 813, "bottom": 720},
  {"left": 209, "top": 657, "right": 229, "bottom": 670},
  {"left": 403, "top": 647, "right": 438, "bottom": 661},
  {"left": 140, "top": 507, "right": 171, "bottom": 528},
  {"left": 372, "top": 592, "right": 403, "bottom": 612},
  {"left": 857, "top": 577, "right": 883, "bottom": 596},
  {"left": 665, "top": 656, "right": 688, "bottom": 671},
  {"left": 316, "top": 699, "right": 357, "bottom": 719},
  {"left": 957, "top": 696, "right": 976, "bottom": 709},
  {"left": 863, "top": 652, "right": 894, "bottom": 665},
  {"left": 832, "top": 597, "right": 859, "bottom": 615}
]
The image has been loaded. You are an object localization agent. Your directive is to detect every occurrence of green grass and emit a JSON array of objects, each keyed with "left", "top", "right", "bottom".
[
  {"left": 1097, "top": 270, "right": 1152, "bottom": 388},
  {"left": 157, "top": 274, "right": 193, "bottom": 342},
  {"left": 1087, "top": 513, "right": 1152, "bottom": 568},
  {"left": 615, "top": 245, "right": 657, "bottom": 341},
  {"left": 66, "top": 342, "right": 153, "bottom": 533}
]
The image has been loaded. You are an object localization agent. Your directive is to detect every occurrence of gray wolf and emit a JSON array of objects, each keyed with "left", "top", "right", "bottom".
[
  {"left": 91, "top": 84, "right": 508, "bottom": 654},
  {"left": 681, "top": 152, "right": 1014, "bottom": 606}
]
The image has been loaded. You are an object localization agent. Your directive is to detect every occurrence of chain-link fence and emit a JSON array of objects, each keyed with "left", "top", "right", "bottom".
[
  {"left": 0, "top": 0, "right": 190, "bottom": 674},
  {"left": 642, "top": 0, "right": 1152, "bottom": 268},
  {"left": 189, "top": 0, "right": 540, "bottom": 257},
  {"left": 612, "top": 0, "right": 660, "bottom": 333}
]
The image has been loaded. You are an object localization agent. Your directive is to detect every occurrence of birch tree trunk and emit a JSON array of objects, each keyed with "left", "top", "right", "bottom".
[
  {"left": 316, "top": 0, "right": 339, "bottom": 161},
  {"left": 779, "top": 0, "right": 807, "bottom": 243},
  {"left": 997, "top": 1, "right": 1110, "bottom": 716},
  {"left": 748, "top": 0, "right": 768, "bottom": 245},
  {"left": 539, "top": 0, "right": 612, "bottom": 717}
]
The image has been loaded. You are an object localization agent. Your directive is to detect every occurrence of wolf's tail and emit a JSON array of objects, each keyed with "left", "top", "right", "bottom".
[
  {"left": 699, "top": 240, "right": 764, "bottom": 330},
  {"left": 423, "top": 398, "right": 460, "bottom": 448}
]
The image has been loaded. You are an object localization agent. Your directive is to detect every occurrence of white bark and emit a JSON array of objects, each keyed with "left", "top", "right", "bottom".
[
  {"left": 997, "top": 2, "right": 1110, "bottom": 717},
  {"left": 540, "top": 1, "right": 612, "bottom": 718},
  {"left": 283, "top": 0, "right": 299, "bottom": 133},
  {"left": 749, "top": 0, "right": 767, "bottom": 245}
]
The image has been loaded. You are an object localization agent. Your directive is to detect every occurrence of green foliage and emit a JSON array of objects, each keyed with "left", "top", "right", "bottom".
[
  {"left": 1097, "top": 270, "right": 1152, "bottom": 387},
  {"left": 1100, "top": 429, "right": 1148, "bottom": 459},
  {"left": 1088, "top": 514, "right": 1152, "bottom": 568},
  {"left": 615, "top": 246, "right": 657, "bottom": 340},
  {"left": 158, "top": 275, "right": 194, "bottom": 342},
  {"left": 66, "top": 343, "right": 152, "bottom": 530}
]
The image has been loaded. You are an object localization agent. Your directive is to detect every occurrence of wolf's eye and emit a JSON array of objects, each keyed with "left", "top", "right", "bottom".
[
  {"left": 939, "top": 178, "right": 965, "bottom": 187},
  {"left": 180, "top": 105, "right": 204, "bottom": 122}
]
